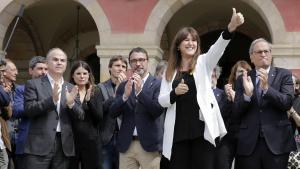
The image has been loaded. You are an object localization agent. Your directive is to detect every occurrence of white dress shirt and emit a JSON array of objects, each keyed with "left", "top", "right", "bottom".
[{"left": 47, "top": 74, "right": 64, "bottom": 132}]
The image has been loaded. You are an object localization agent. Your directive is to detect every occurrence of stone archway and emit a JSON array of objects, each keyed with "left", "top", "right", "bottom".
[
  {"left": 0, "top": 0, "right": 110, "bottom": 54},
  {"left": 146, "top": 0, "right": 286, "bottom": 47},
  {"left": 0, "top": 0, "right": 109, "bottom": 83}
]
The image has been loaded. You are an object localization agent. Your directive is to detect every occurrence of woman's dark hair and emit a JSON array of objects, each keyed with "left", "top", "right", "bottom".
[
  {"left": 165, "top": 27, "right": 201, "bottom": 81},
  {"left": 69, "top": 60, "right": 95, "bottom": 95}
]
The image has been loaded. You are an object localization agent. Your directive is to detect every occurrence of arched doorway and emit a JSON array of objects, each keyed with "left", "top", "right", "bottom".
[
  {"left": 2, "top": 0, "right": 99, "bottom": 83},
  {"left": 201, "top": 31, "right": 253, "bottom": 88}
]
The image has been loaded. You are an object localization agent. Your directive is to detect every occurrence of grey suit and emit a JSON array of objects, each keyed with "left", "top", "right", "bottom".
[{"left": 23, "top": 75, "right": 83, "bottom": 169}]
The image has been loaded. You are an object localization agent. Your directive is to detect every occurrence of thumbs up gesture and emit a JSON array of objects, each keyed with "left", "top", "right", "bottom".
[
  {"left": 175, "top": 79, "right": 189, "bottom": 95},
  {"left": 228, "top": 8, "right": 244, "bottom": 32}
]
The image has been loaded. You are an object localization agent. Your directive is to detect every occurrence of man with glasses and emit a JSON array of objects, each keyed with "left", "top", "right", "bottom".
[
  {"left": 234, "top": 38, "right": 295, "bottom": 169},
  {"left": 110, "top": 47, "right": 164, "bottom": 169}
]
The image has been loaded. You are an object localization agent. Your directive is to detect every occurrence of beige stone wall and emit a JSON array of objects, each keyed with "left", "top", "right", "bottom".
[{"left": 272, "top": 45, "right": 300, "bottom": 69}]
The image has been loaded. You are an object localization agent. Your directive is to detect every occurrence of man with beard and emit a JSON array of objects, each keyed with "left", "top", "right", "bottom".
[{"left": 110, "top": 47, "right": 164, "bottom": 169}]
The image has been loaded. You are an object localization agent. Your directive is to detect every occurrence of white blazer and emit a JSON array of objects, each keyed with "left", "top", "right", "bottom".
[{"left": 158, "top": 34, "right": 229, "bottom": 160}]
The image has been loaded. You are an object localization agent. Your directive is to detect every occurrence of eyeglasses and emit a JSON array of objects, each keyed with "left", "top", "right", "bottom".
[
  {"left": 130, "top": 58, "right": 147, "bottom": 65},
  {"left": 253, "top": 50, "right": 271, "bottom": 55}
]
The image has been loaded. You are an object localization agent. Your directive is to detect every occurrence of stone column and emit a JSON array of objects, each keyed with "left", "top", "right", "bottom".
[
  {"left": 96, "top": 45, "right": 163, "bottom": 82},
  {"left": 272, "top": 44, "right": 300, "bottom": 76},
  {"left": 272, "top": 44, "right": 300, "bottom": 69}
]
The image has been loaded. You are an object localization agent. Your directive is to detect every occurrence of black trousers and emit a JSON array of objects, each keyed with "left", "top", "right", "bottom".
[
  {"left": 235, "top": 137, "right": 289, "bottom": 169},
  {"left": 161, "top": 136, "right": 215, "bottom": 169},
  {"left": 214, "top": 133, "right": 238, "bottom": 169},
  {"left": 24, "top": 133, "right": 70, "bottom": 169},
  {"left": 15, "top": 154, "right": 26, "bottom": 169},
  {"left": 69, "top": 137, "right": 102, "bottom": 169}
]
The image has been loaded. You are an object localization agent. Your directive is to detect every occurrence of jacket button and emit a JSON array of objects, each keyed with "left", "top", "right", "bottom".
[
  {"left": 56, "top": 117, "right": 59, "bottom": 120},
  {"left": 53, "top": 128, "right": 56, "bottom": 131}
]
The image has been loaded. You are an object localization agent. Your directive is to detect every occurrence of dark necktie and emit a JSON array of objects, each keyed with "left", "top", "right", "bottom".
[{"left": 256, "top": 79, "right": 262, "bottom": 103}]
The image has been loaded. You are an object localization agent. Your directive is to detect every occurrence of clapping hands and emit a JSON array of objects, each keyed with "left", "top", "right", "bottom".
[{"left": 66, "top": 85, "right": 78, "bottom": 108}]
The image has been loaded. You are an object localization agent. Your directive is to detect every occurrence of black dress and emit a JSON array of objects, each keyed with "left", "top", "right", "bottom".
[
  {"left": 69, "top": 87, "right": 104, "bottom": 169},
  {"left": 172, "top": 72, "right": 204, "bottom": 142}
]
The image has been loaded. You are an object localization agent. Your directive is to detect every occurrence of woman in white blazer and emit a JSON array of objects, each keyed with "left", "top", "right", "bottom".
[{"left": 158, "top": 8, "right": 244, "bottom": 169}]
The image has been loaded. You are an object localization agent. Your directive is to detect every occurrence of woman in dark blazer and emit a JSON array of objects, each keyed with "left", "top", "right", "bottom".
[
  {"left": 215, "top": 60, "right": 252, "bottom": 169},
  {"left": 68, "top": 60, "right": 103, "bottom": 169}
]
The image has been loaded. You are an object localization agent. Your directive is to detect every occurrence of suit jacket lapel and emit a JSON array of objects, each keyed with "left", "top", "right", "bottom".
[
  {"left": 60, "top": 82, "right": 67, "bottom": 115},
  {"left": 106, "top": 80, "right": 115, "bottom": 97},
  {"left": 42, "top": 76, "right": 59, "bottom": 115},
  {"left": 250, "top": 70, "right": 256, "bottom": 91},
  {"left": 268, "top": 67, "right": 276, "bottom": 86},
  {"left": 142, "top": 75, "right": 154, "bottom": 91},
  {"left": 126, "top": 81, "right": 136, "bottom": 108},
  {"left": 41, "top": 76, "right": 52, "bottom": 99}
]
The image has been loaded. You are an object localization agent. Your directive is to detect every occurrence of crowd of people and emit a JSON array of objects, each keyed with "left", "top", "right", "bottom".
[{"left": 0, "top": 7, "right": 298, "bottom": 169}]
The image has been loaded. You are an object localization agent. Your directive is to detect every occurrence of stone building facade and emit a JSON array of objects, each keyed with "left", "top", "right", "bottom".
[{"left": 0, "top": 0, "right": 300, "bottom": 83}]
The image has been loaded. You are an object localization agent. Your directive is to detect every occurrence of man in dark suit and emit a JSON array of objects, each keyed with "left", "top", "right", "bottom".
[
  {"left": 99, "top": 55, "right": 127, "bottom": 169},
  {"left": 234, "top": 38, "right": 295, "bottom": 169},
  {"left": 13, "top": 56, "right": 47, "bottom": 169},
  {"left": 110, "top": 47, "right": 164, "bottom": 169},
  {"left": 23, "top": 48, "right": 82, "bottom": 169}
]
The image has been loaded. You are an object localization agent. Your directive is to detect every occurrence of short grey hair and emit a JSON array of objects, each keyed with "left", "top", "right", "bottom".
[
  {"left": 46, "top": 48, "right": 67, "bottom": 60},
  {"left": 214, "top": 65, "right": 222, "bottom": 79},
  {"left": 29, "top": 56, "right": 46, "bottom": 69},
  {"left": 249, "top": 38, "right": 272, "bottom": 56}
]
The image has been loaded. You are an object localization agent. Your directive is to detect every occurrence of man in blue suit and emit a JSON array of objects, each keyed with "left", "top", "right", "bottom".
[
  {"left": 12, "top": 56, "right": 47, "bottom": 169},
  {"left": 0, "top": 59, "right": 12, "bottom": 169},
  {"left": 110, "top": 47, "right": 164, "bottom": 169},
  {"left": 234, "top": 38, "right": 295, "bottom": 169}
]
